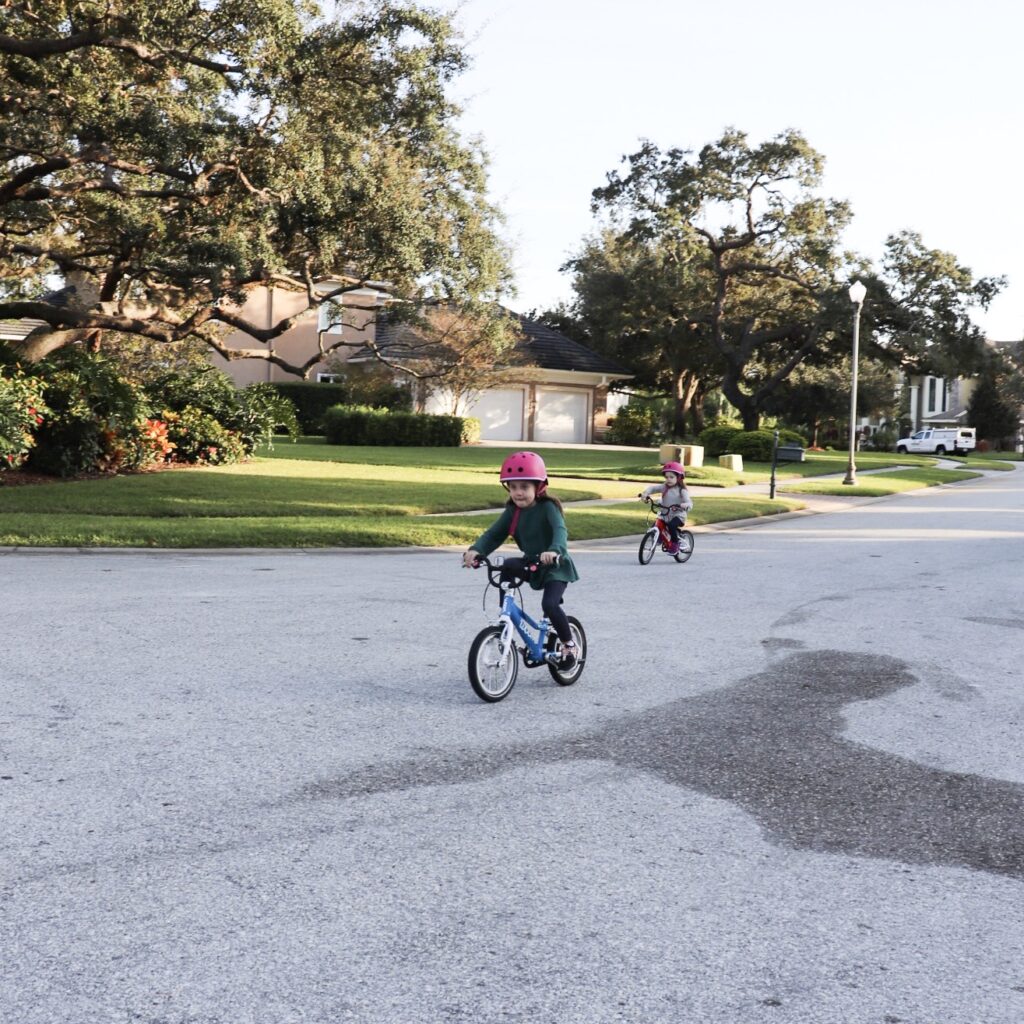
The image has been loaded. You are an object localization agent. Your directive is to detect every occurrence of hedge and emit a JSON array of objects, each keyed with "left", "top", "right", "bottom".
[
  {"left": 267, "top": 381, "right": 414, "bottom": 433},
  {"left": 698, "top": 425, "right": 742, "bottom": 457},
  {"left": 728, "top": 428, "right": 809, "bottom": 462},
  {"left": 322, "top": 405, "right": 480, "bottom": 446},
  {"left": 267, "top": 383, "right": 352, "bottom": 433}
]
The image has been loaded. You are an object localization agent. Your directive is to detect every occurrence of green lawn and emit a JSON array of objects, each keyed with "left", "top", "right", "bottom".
[
  {"left": 0, "top": 453, "right": 802, "bottom": 547},
  {"left": 780, "top": 466, "right": 981, "bottom": 497},
  {"left": 259, "top": 437, "right": 940, "bottom": 486}
]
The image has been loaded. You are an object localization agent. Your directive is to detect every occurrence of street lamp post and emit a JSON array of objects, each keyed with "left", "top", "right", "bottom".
[{"left": 843, "top": 280, "right": 867, "bottom": 485}]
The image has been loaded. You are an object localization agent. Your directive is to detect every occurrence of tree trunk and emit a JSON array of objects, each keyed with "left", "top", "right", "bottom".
[
  {"left": 690, "top": 383, "right": 707, "bottom": 435},
  {"left": 719, "top": 366, "right": 760, "bottom": 431},
  {"left": 672, "top": 370, "right": 700, "bottom": 438}
]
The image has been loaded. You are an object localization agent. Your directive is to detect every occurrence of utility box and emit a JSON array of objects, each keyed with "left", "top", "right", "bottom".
[
  {"left": 776, "top": 446, "right": 806, "bottom": 462},
  {"left": 719, "top": 454, "right": 743, "bottom": 472},
  {"left": 681, "top": 445, "right": 704, "bottom": 467},
  {"left": 658, "top": 443, "right": 682, "bottom": 463}
]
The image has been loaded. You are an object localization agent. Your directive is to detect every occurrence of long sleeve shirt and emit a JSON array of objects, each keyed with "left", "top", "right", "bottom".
[
  {"left": 641, "top": 483, "right": 692, "bottom": 520},
  {"left": 470, "top": 499, "right": 580, "bottom": 589}
]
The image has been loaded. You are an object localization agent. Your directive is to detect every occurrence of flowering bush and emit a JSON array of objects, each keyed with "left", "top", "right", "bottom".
[
  {"left": 95, "top": 417, "right": 177, "bottom": 472},
  {"left": 0, "top": 366, "right": 48, "bottom": 470},
  {"left": 146, "top": 368, "right": 299, "bottom": 453},
  {"left": 162, "top": 406, "right": 246, "bottom": 465},
  {"left": 27, "top": 350, "right": 153, "bottom": 476},
  {"left": 140, "top": 418, "right": 176, "bottom": 462}
]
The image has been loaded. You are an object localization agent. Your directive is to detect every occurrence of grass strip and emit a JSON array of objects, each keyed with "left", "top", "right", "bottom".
[
  {"left": 0, "top": 495, "right": 802, "bottom": 548},
  {"left": 780, "top": 467, "right": 980, "bottom": 497}
]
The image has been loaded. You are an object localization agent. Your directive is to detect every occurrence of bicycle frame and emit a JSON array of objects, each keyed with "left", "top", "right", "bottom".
[
  {"left": 497, "top": 588, "right": 552, "bottom": 664},
  {"left": 646, "top": 504, "right": 684, "bottom": 547}
]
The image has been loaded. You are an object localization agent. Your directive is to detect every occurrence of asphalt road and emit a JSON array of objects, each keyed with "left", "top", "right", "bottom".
[{"left": 2, "top": 467, "right": 1023, "bottom": 1023}]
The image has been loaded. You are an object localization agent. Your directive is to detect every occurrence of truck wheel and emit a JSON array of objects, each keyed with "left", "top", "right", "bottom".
[
  {"left": 935, "top": 445, "right": 946, "bottom": 455},
  {"left": 896, "top": 445, "right": 908, "bottom": 454}
]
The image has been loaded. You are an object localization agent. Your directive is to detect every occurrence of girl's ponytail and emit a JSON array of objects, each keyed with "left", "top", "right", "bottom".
[{"left": 538, "top": 492, "right": 564, "bottom": 514}]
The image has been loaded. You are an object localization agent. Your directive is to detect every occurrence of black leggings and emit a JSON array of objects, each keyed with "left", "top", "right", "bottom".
[{"left": 500, "top": 558, "right": 572, "bottom": 642}]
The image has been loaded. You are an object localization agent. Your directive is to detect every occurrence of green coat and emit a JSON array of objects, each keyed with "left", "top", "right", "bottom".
[{"left": 471, "top": 499, "right": 580, "bottom": 589}]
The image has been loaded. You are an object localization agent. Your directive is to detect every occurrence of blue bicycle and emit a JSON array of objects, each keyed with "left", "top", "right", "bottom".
[{"left": 466, "top": 555, "right": 587, "bottom": 703}]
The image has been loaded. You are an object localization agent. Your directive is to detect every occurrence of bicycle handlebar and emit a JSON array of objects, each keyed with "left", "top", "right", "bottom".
[
  {"left": 464, "top": 552, "right": 559, "bottom": 586},
  {"left": 640, "top": 495, "right": 686, "bottom": 513}
]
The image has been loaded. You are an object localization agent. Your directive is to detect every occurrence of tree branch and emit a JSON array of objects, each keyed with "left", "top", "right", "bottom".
[{"left": 0, "top": 31, "right": 244, "bottom": 75}]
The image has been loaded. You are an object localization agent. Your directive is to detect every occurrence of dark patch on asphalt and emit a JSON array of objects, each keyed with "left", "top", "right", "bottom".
[
  {"left": 760, "top": 637, "right": 805, "bottom": 652},
  {"left": 967, "top": 616, "right": 1024, "bottom": 631},
  {"left": 297, "top": 650, "right": 1024, "bottom": 880}
]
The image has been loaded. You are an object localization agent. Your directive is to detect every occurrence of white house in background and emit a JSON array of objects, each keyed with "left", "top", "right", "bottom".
[{"left": 903, "top": 341, "right": 1022, "bottom": 431}]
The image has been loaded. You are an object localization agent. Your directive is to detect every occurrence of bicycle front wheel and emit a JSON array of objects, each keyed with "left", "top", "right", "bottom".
[
  {"left": 674, "top": 530, "right": 695, "bottom": 563},
  {"left": 638, "top": 529, "right": 658, "bottom": 565},
  {"left": 468, "top": 626, "right": 519, "bottom": 702}
]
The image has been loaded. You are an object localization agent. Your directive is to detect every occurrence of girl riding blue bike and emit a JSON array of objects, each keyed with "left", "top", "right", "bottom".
[{"left": 462, "top": 450, "right": 581, "bottom": 668}]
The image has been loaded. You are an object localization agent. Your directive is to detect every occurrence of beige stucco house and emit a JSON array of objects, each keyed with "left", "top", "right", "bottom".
[{"left": 212, "top": 285, "right": 633, "bottom": 444}]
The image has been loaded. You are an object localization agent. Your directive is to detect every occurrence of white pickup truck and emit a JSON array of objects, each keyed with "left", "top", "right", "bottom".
[{"left": 895, "top": 427, "right": 976, "bottom": 455}]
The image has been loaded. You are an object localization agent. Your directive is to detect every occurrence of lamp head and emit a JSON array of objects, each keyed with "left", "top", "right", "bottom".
[{"left": 848, "top": 280, "right": 867, "bottom": 305}]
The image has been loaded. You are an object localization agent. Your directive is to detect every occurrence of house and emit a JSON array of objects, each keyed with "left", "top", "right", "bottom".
[
  {"left": 213, "top": 290, "right": 634, "bottom": 444},
  {"left": 847, "top": 341, "right": 1024, "bottom": 450},
  {"left": 369, "top": 308, "right": 632, "bottom": 444},
  {"left": 903, "top": 340, "right": 1023, "bottom": 433},
  {"left": 207, "top": 277, "right": 387, "bottom": 385}
]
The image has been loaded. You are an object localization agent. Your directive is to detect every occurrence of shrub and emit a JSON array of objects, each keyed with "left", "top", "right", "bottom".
[
  {"left": 162, "top": 406, "right": 246, "bottom": 464},
  {"left": 148, "top": 368, "right": 299, "bottom": 453},
  {"left": 94, "top": 416, "right": 177, "bottom": 472},
  {"left": 0, "top": 366, "right": 48, "bottom": 471},
  {"left": 146, "top": 365, "right": 241, "bottom": 423},
  {"left": 861, "top": 426, "right": 897, "bottom": 452},
  {"left": 729, "top": 429, "right": 778, "bottom": 462},
  {"left": 777, "top": 428, "right": 808, "bottom": 447},
  {"left": 267, "top": 382, "right": 350, "bottom": 433},
  {"left": 698, "top": 424, "right": 742, "bottom": 457},
  {"left": 322, "top": 405, "right": 475, "bottom": 446},
  {"left": 28, "top": 351, "right": 152, "bottom": 476},
  {"left": 604, "top": 403, "right": 660, "bottom": 446},
  {"left": 236, "top": 383, "right": 300, "bottom": 451}
]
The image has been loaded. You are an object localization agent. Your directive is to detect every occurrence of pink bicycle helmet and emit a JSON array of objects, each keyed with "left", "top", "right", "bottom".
[
  {"left": 500, "top": 450, "right": 548, "bottom": 494},
  {"left": 662, "top": 461, "right": 686, "bottom": 477}
]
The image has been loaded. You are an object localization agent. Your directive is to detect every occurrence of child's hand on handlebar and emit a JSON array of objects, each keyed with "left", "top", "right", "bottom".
[
  {"left": 462, "top": 549, "right": 480, "bottom": 569},
  {"left": 539, "top": 551, "right": 559, "bottom": 565}
]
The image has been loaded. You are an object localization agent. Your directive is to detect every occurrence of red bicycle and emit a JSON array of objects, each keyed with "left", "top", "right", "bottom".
[{"left": 638, "top": 496, "right": 694, "bottom": 565}]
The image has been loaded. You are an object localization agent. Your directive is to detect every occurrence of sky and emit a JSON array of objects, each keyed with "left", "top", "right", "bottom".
[{"left": 440, "top": 0, "right": 1024, "bottom": 340}]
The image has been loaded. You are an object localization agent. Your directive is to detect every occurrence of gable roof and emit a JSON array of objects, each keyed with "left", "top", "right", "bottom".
[{"left": 504, "top": 309, "right": 631, "bottom": 376}]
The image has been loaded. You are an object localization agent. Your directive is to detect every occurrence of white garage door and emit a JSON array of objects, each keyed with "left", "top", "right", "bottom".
[
  {"left": 465, "top": 389, "right": 525, "bottom": 441},
  {"left": 535, "top": 390, "right": 588, "bottom": 443}
]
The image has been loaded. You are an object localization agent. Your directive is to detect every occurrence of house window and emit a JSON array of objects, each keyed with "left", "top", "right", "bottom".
[
  {"left": 316, "top": 373, "right": 343, "bottom": 383},
  {"left": 927, "top": 377, "right": 937, "bottom": 413},
  {"left": 318, "top": 302, "right": 344, "bottom": 335}
]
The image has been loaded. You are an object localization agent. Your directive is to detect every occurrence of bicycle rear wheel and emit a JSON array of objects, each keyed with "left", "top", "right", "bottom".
[
  {"left": 468, "top": 626, "right": 518, "bottom": 702},
  {"left": 638, "top": 529, "right": 658, "bottom": 564},
  {"left": 548, "top": 617, "right": 587, "bottom": 687},
  {"left": 674, "top": 530, "right": 694, "bottom": 563}
]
